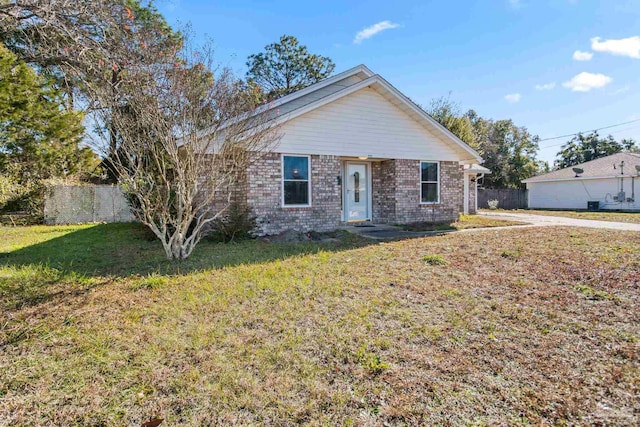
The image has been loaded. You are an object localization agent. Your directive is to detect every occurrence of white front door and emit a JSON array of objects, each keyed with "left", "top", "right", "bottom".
[{"left": 345, "top": 163, "right": 370, "bottom": 221}]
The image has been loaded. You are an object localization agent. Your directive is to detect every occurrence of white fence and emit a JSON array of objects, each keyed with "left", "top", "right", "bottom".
[{"left": 44, "top": 185, "right": 136, "bottom": 224}]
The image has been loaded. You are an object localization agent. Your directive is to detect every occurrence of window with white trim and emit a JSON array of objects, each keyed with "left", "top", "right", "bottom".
[
  {"left": 420, "top": 161, "right": 440, "bottom": 204},
  {"left": 282, "top": 155, "right": 310, "bottom": 206}
]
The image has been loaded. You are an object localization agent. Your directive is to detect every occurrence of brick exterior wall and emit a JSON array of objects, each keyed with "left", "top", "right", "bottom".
[
  {"left": 372, "top": 160, "right": 396, "bottom": 223},
  {"left": 240, "top": 154, "right": 464, "bottom": 235},
  {"left": 372, "top": 160, "right": 463, "bottom": 224},
  {"left": 247, "top": 153, "right": 341, "bottom": 235}
]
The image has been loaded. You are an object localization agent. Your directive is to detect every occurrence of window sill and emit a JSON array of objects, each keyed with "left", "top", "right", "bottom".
[{"left": 282, "top": 204, "right": 312, "bottom": 209}]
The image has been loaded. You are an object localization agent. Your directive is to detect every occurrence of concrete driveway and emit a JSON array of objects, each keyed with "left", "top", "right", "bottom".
[{"left": 480, "top": 211, "right": 640, "bottom": 232}]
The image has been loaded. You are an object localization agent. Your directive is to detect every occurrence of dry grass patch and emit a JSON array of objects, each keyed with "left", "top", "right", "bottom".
[{"left": 0, "top": 224, "right": 639, "bottom": 426}]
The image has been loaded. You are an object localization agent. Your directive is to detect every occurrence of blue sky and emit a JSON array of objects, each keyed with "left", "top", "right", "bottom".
[{"left": 157, "top": 0, "right": 640, "bottom": 164}]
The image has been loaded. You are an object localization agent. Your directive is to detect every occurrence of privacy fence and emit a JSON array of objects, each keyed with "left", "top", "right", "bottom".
[
  {"left": 477, "top": 188, "right": 528, "bottom": 210},
  {"left": 44, "top": 185, "right": 135, "bottom": 224}
]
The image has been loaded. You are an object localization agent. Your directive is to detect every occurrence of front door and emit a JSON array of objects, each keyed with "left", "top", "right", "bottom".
[{"left": 345, "top": 163, "right": 369, "bottom": 221}]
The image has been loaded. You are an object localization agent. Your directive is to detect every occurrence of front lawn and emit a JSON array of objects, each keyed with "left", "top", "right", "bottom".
[
  {"left": 1, "top": 223, "right": 638, "bottom": 425},
  {"left": 483, "top": 208, "right": 640, "bottom": 224},
  {"left": 402, "top": 213, "right": 528, "bottom": 232}
]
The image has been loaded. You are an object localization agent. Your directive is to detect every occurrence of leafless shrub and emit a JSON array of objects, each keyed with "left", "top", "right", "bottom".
[
  {"left": 1, "top": 2, "right": 281, "bottom": 259},
  {"left": 87, "top": 40, "right": 280, "bottom": 259}
]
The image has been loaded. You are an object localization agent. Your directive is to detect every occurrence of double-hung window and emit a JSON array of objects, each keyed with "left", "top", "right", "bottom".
[
  {"left": 420, "top": 161, "right": 440, "bottom": 204},
  {"left": 282, "top": 155, "right": 311, "bottom": 206}
]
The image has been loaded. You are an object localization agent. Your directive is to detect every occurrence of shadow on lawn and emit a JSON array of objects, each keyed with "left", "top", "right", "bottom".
[
  {"left": 0, "top": 223, "right": 374, "bottom": 277},
  {"left": 0, "top": 222, "right": 374, "bottom": 311}
]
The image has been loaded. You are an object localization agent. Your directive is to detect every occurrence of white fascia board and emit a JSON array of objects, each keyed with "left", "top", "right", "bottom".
[{"left": 267, "top": 64, "right": 374, "bottom": 110}]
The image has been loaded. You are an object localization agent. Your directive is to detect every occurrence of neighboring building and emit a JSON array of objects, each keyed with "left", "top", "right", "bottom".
[
  {"left": 207, "top": 65, "right": 487, "bottom": 235},
  {"left": 523, "top": 152, "right": 640, "bottom": 211}
]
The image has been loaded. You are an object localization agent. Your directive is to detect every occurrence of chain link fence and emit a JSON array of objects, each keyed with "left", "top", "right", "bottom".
[{"left": 44, "top": 185, "right": 136, "bottom": 224}]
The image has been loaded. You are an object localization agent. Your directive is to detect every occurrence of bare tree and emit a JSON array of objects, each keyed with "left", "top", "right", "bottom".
[
  {"left": 0, "top": 0, "right": 182, "bottom": 162},
  {"left": 87, "top": 40, "right": 279, "bottom": 259},
  {"left": 1, "top": 1, "right": 280, "bottom": 259}
]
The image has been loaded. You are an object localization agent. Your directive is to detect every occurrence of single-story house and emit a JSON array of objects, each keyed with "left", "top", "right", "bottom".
[
  {"left": 523, "top": 152, "right": 640, "bottom": 211},
  {"left": 210, "top": 65, "right": 487, "bottom": 235}
]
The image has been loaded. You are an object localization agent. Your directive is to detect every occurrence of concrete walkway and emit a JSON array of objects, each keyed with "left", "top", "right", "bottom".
[
  {"left": 479, "top": 211, "right": 640, "bottom": 232},
  {"left": 340, "top": 223, "right": 452, "bottom": 240},
  {"left": 342, "top": 212, "right": 640, "bottom": 241}
]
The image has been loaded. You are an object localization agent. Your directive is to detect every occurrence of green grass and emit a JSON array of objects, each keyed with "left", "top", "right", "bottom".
[
  {"left": 484, "top": 209, "right": 640, "bottom": 224},
  {"left": 1, "top": 223, "right": 639, "bottom": 425}
]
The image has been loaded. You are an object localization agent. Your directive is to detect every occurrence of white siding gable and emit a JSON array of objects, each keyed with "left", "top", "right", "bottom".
[{"left": 276, "top": 87, "right": 463, "bottom": 161}]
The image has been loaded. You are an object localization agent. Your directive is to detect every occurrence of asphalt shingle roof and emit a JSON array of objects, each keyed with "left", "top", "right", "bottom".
[{"left": 524, "top": 152, "right": 640, "bottom": 182}]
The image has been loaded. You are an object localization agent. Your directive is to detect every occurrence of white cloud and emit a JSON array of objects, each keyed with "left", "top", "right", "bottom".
[
  {"left": 563, "top": 72, "right": 613, "bottom": 92},
  {"left": 504, "top": 93, "right": 521, "bottom": 103},
  {"left": 508, "top": 0, "right": 523, "bottom": 8},
  {"left": 572, "top": 50, "right": 593, "bottom": 61},
  {"left": 609, "top": 84, "right": 631, "bottom": 95},
  {"left": 353, "top": 21, "right": 400, "bottom": 44},
  {"left": 535, "top": 82, "right": 556, "bottom": 90},
  {"left": 591, "top": 36, "right": 640, "bottom": 59}
]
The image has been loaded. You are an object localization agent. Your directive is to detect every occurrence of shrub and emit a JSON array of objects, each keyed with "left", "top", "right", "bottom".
[
  {"left": 423, "top": 254, "right": 448, "bottom": 266},
  {"left": 209, "top": 203, "right": 257, "bottom": 242},
  {"left": 356, "top": 345, "right": 391, "bottom": 375},
  {"left": 487, "top": 199, "right": 499, "bottom": 210}
]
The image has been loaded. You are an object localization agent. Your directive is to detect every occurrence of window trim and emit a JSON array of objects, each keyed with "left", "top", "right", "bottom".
[
  {"left": 419, "top": 161, "right": 441, "bottom": 205},
  {"left": 281, "top": 154, "right": 312, "bottom": 208}
]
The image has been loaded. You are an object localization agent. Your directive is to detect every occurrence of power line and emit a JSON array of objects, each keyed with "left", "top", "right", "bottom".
[
  {"left": 538, "top": 123, "right": 640, "bottom": 150},
  {"left": 538, "top": 118, "right": 640, "bottom": 143}
]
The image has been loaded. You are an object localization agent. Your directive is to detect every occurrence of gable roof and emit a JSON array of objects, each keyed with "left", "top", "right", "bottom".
[
  {"left": 269, "top": 66, "right": 482, "bottom": 163},
  {"left": 523, "top": 152, "right": 640, "bottom": 183},
  {"left": 207, "top": 65, "right": 482, "bottom": 163},
  {"left": 266, "top": 64, "right": 375, "bottom": 110}
]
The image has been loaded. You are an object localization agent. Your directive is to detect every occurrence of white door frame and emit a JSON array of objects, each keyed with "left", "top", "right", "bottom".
[{"left": 342, "top": 161, "right": 373, "bottom": 222}]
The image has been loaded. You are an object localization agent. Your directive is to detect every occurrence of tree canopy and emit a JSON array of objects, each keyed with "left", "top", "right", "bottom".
[
  {"left": 0, "top": 44, "right": 93, "bottom": 184},
  {"left": 555, "top": 132, "right": 637, "bottom": 169},
  {"left": 246, "top": 35, "right": 335, "bottom": 101},
  {"left": 426, "top": 97, "right": 544, "bottom": 188},
  {"left": 0, "top": 0, "right": 183, "bottom": 166}
]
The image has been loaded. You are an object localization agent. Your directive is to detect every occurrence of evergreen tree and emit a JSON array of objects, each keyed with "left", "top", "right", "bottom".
[
  {"left": 555, "top": 132, "right": 637, "bottom": 169},
  {"left": 246, "top": 35, "right": 334, "bottom": 101},
  {"left": 0, "top": 44, "right": 94, "bottom": 210}
]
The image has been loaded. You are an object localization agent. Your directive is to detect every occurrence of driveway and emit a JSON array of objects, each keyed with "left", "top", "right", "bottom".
[{"left": 480, "top": 211, "right": 640, "bottom": 232}]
